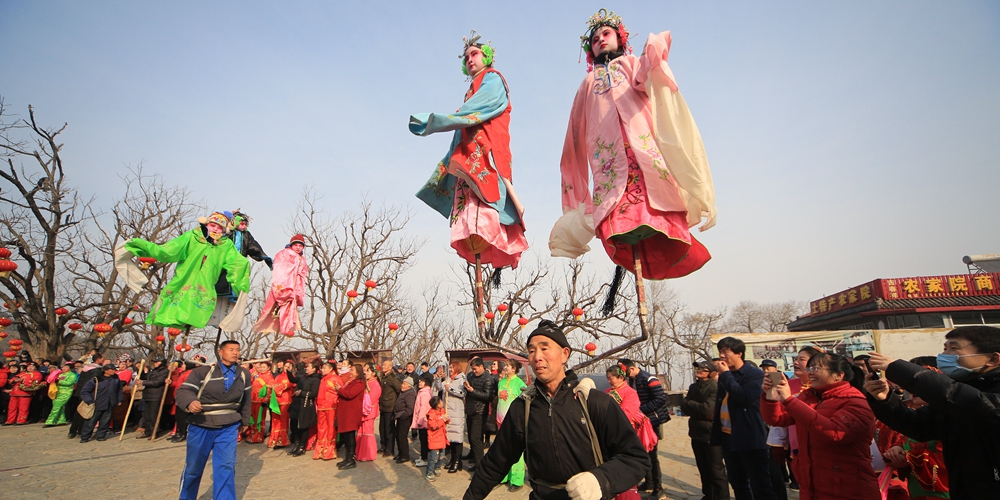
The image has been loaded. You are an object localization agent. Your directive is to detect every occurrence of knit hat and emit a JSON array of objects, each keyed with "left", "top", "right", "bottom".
[
  {"left": 201, "top": 212, "right": 232, "bottom": 231},
  {"left": 402, "top": 376, "right": 414, "bottom": 387},
  {"left": 289, "top": 234, "right": 306, "bottom": 245},
  {"left": 526, "top": 319, "right": 570, "bottom": 349}
]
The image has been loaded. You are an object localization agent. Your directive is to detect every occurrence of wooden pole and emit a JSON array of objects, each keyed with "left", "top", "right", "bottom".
[
  {"left": 633, "top": 244, "right": 649, "bottom": 338},
  {"left": 475, "top": 253, "right": 486, "bottom": 338},
  {"left": 118, "top": 358, "right": 146, "bottom": 441}
]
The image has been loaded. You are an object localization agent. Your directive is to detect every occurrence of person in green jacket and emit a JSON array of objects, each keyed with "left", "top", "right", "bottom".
[
  {"left": 495, "top": 358, "right": 527, "bottom": 491},
  {"left": 124, "top": 212, "right": 251, "bottom": 329},
  {"left": 45, "top": 362, "right": 78, "bottom": 426}
]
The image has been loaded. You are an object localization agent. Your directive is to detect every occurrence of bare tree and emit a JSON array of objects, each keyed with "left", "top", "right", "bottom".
[
  {"left": 722, "top": 300, "right": 807, "bottom": 333},
  {"left": 291, "top": 191, "right": 424, "bottom": 358}
]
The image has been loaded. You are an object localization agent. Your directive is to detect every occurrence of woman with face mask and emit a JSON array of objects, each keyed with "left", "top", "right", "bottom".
[{"left": 864, "top": 325, "right": 1000, "bottom": 500}]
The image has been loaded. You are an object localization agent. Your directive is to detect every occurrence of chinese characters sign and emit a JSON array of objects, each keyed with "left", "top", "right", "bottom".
[{"left": 809, "top": 273, "right": 999, "bottom": 317}]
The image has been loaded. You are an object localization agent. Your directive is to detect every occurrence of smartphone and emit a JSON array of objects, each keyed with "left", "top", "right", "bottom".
[
  {"left": 864, "top": 358, "right": 880, "bottom": 380},
  {"left": 767, "top": 372, "right": 783, "bottom": 385}
]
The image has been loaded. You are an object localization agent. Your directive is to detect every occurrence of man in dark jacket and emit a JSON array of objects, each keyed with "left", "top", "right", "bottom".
[
  {"left": 394, "top": 376, "right": 416, "bottom": 463},
  {"left": 175, "top": 340, "right": 252, "bottom": 500},
  {"left": 620, "top": 358, "right": 670, "bottom": 497},
  {"left": 682, "top": 361, "right": 728, "bottom": 500},
  {"left": 711, "top": 336, "right": 776, "bottom": 500},
  {"left": 214, "top": 211, "right": 271, "bottom": 298},
  {"left": 379, "top": 359, "right": 402, "bottom": 458},
  {"left": 68, "top": 353, "right": 104, "bottom": 439},
  {"left": 79, "top": 364, "right": 124, "bottom": 442},
  {"left": 865, "top": 325, "right": 1000, "bottom": 500},
  {"left": 466, "top": 320, "right": 649, "bottom": 500},
  {"left": 136, "top": 357, "right": 169, "bottom": 438},
  {"left": 464, "top": 357, "right": 494, "bottom": 472}
]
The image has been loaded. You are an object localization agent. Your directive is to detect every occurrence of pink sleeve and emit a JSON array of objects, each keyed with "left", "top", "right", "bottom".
[
  {"left": 559, "top": 82, "right": 592, "bottom": 214},
  {"left": 633, "top": 31, "right": 678, "bottom": 93}
]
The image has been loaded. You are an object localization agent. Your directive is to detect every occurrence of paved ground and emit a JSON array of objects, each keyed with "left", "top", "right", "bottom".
[{"left": 0, "top": 417, "right": 799, "bottom": 499}]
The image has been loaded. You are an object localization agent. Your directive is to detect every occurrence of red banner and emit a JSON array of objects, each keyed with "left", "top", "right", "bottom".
[{"left": 809, "top": 273, "right": 1000, "bottom": 317}]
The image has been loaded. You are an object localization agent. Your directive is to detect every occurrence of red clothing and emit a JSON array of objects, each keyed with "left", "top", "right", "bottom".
[
  {"left": 0, "top": 367, "right": 8, "bottom": 388},
  {"left": 606, "top": 381, "right": 659, "bottom": 452},
  {"left": 337, "top": 377, "right": 365, "bottom": 433},
  {"left": 314, "top": 408, "right": 337, "bottom": 460},
  {"left": 267, "top": 405, "right": 290, "bottom": 448},
  {"left": 272, "top": 371, "right": 294, "bottom": 405},
  {"left": 169, "top": 369, "right": 192, "bottom": 415},
  {"left": 427, "top": 407, "right": 449, "bottom": 451},
  {"left": 317, "top": 372, "right": 343, "bottom": 409},
  {"left": 5, "top": 395, "right": 30, "bottom": 424},
  {"left": 761, "top": 381, "right": 879, "bottom": 500},
  {"left": 9, "top": 371, "right": 42, "bottom": 396},
  {"left": 250, "top": 369, "right": 274, "bottom": 403},
  {"left": 117, "top": 368, "right": 133, "bottom": 385},
  {"left": 449, "top": 68, "right": 513, "bottom": 204}
]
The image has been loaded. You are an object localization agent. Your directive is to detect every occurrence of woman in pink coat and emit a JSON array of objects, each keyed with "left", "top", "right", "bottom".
[
  {"left": 252, "top": 234, "right": 309, "bottom": 337},
  {"left": 552, "top": 9, "right": 716, "bottom": 281},
  {"left": 355, "top": 363, "right": 383, "bottom": 462},
  {"left": 410, "top": 376, "right": 433, "bottom": 465}
]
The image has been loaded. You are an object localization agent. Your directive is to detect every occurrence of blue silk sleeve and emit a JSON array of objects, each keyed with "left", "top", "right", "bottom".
[{"left": 408, "top": 73, "right": 509, "bottom": 136}]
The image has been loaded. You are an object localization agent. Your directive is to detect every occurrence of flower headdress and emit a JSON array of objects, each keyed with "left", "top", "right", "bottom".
[
  {"left": 580, "top": 8, "right": 632, "bottom": 72},
  {"left": 459, "top": 30, "right": 495, "bottom": 76}
]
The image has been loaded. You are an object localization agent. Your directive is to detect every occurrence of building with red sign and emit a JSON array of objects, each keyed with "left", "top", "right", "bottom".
[{"left": 787, "top": 272, "right": 1000, "bottom": 332}]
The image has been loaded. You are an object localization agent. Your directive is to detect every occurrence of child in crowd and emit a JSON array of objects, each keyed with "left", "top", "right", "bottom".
[{"left": 425, "top": 396, "right": 449, "bottom": 481}]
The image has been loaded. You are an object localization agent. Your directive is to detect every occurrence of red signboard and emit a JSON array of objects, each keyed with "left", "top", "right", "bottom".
[{"left": 809, "top": 273, "right": 1000, "bottom": 317}]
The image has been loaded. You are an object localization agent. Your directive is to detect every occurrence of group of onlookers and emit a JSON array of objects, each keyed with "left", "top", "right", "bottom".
[{"left": 680, "top": 325, "right": 1000, "bottom": 500}]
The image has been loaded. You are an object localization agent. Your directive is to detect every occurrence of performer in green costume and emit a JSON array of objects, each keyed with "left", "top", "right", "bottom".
[
  {"left": 45, "top": 362, "right": 78, "bottom": 426},
  {"left": 124, "top": 212, "right": 251, "bottom": 328},
  {"left": 496, "top": 359, "right": 527, "bottom": 491}
]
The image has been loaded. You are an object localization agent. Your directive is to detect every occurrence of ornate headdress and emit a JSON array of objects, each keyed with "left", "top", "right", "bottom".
[
  {"left": 460, "top": 30, "right": 495, "bottom": 76},
  {"left": 580, "top": 9, "right": 632, "bottom": 72},
  {"left": 231, "top": 209, "right": 251, "bottom": 227}
]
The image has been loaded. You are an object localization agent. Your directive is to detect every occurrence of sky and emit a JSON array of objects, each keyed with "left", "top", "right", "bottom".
[{"left": 2, "top": 1, "right": 998, "bottom": 319}]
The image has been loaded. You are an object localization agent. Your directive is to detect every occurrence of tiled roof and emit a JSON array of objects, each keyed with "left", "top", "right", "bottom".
[{"left": 788, "top": 295, "right": 1000, "bottom": 330}]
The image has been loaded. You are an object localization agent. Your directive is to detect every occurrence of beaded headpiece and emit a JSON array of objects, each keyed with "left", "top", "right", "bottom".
[
  {"left": 460, "top": 30, "right": 495, "bottom": 76},
  {"left": 232, "top": 209, "right": 251, "bottom": 227},
  {"left": 580, "top": 9, "right": 632, "bottom": 72}
]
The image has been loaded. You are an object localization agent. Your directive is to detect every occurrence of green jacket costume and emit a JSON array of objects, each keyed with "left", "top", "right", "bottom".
[
  {"left": 45, "top": 370, "right": 78, "bottom": 425},
  {"left": 125, "top": 227, "right": 250, "bottom": 328}
]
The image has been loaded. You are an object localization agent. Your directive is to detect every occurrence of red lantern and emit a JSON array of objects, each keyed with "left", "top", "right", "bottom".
[
  {"left": 175, "top": 344, "right": 183, "bottom": 352},
  {"left": 68, "top": 322, "right": 82, "bottom": 331},
  {"left": 0, "top": 332, "right": 6, "bottom": 339},
  {"left": 9, "top": 339, "right": 22, "bottom": 347},
  {"left": 484, "top": 311, "right": 495, "bottom": 322},
  {"left": 365, "top": 280, "right": 377, "bottom": 291},
  {"left": 0, "top": 260, "right": 16, "bottom": 278},
  {"left": 388, "top": 322, "right": 399, "bottom": 334},
  {"left": 2, "top": 350, "right": 14, "bottom": 359},
  {"left": 497, "top": 303, "right": 508, "bottom": 315},
  {"left": 517, "top": 317, "right": 529, "bottom": 330},
  {"left": 155, "top": 335, "right": 166, "bottom": 344},
  {"left": 94, "top": 323, "right": 112, "bottom": 333},
  {"left": 346, "top": 289, "right": 358, "bottom": 302},
  {"left": 0, "top": 317, "right": 11, "bottom": 329},
  {"left": 585, "top": 342, "right": 597, "bottom": 356},
  {"left": 167, "top": 327, "right": 182, "bottom": 337},
  {"left": 572, "top": 307, "right": 584, "bottom": 320},
  {"left": 281, "top": 331, "right": 295, "bottom": 338},
  {"left": 137, "top": 257, "right": 156, "bottom": 269},
  {"left": 0, "top": 248, "right": 10, "bottom": 259},
  {"left": 133, "top": 305, "right": 140, "bottom": 311},
  {"left": 9, "top": 345, "right": 21, "bottom": 352},
  {"left": 55, "top": 307, "right": 69, "bottom": 316},
  {"left": 123, "top": 317, "right": 133, "bottom": 325}
]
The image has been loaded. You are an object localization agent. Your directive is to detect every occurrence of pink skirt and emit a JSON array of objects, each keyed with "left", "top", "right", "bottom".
[
  {"left": 595, "top": 138, "right": 710, "bottom": 280},
  {"left": 450, "top": 180, "right": 528, "bottom": 269},
  {"left": 355, "top": 417, "right": 378, "bottom": 461}
]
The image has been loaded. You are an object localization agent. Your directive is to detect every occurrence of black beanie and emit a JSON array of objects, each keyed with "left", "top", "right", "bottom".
[{"left": 526, "top": 320, "right": 570, "bottom": 350}]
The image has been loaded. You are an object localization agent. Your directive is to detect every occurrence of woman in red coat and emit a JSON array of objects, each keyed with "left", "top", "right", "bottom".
[
  {"left": 336, "top": 364, "right": 365, "bottom": 470},
  {"left": 761, "top": 352, "right": 879, "bottom": 500},
  {"left": 5, "top": 362, "right": 43, "bottom": 425}
]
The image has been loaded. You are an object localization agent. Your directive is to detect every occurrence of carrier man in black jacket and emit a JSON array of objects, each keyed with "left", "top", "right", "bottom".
[
  {"left": 465, "top": 320, "right": 649, "bottom": 500},
  {"left": 175, "top": 340, "right": 251, "bottom": 500}
]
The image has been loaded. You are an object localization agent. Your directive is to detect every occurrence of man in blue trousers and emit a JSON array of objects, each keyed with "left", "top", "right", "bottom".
[{"left": 175, "top": 340, "right": 251, "bottom": 500}]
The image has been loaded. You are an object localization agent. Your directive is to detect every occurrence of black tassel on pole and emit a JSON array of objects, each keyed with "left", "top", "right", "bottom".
[
  {"left": 491, "top": 267, "right": 502, "bottom": 289},
  {"left": 601, "top": 266, "right": 626, "bottom": 317}
]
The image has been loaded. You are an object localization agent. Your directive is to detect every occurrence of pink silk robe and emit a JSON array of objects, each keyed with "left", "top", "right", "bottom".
[
  {"left": 552, "top": 31, "right": 716, "bottom": 279},
  {"left": 252, "top": 246, "right": 308, "bottom": 336}
]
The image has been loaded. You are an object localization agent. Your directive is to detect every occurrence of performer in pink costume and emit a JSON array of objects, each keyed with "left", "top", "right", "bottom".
[
  {"left": 252, "top": 234, "right": 309, "bottom": 337},
  {"left": 551, "top": 9, "right": 716, "bottom": 282}
]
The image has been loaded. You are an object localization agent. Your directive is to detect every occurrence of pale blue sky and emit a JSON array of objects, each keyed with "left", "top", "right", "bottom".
[{"left": 2, "top": 1, "right": 998, "bottom": 314}]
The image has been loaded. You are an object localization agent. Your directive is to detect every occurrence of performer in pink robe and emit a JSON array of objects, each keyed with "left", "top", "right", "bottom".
[
  {"left": 551, "top": 10, "right": 716, "bottom": 280},
  {"left": 354, "top": 363, "right": 383, "bottom": 461},
  {"left": 252, "top": 234, "right": 308, "bottom": 337}
]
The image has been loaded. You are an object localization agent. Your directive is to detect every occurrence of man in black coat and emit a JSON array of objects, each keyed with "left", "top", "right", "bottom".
[
  {"left": 464, "top": 357, "right": 493, "bottom": 472},
  {"left": 214, "top": 210, "right": 271, "bottom": 298},
  {"left": 711, "top": 336, "right": 776, "bottom": 500},
  {"left": 620, "top": 357, "right": 670, "bottom": 497},
  {"left": 79, "top": 364, "right": 124, "bottom": 442},
  {"left": 136, "top": 357, "right": 169, "bottom": 439},
  {"left": 68, "top": 353, "right": 104, "bottom": 439},
  {"left": 865, "top": 325, "right": 1000, "bottom": 500},
  {"left": 379, "top": 359, "right": 402, "bottom": 458},
  {"left": 682, "top": 361, "right": 728, "bottom": 500},
  {"left": 465, "top": 320, "right": 649, "bottom": 500},
  {"left": 393, "top": 376, "right": 416, "bottom": 463}
]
